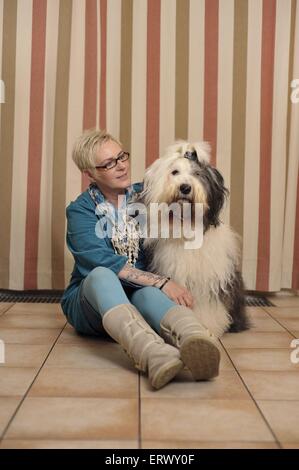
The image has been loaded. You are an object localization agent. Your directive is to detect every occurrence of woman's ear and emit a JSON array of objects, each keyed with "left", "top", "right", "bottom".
[{"left": 83, "top": 169, "right": 95, "bottom": 182}]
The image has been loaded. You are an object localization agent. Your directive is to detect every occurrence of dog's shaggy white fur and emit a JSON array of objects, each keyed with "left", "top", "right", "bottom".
[{"left": 138, "top": 141, "right": 250, "bottom": 338}]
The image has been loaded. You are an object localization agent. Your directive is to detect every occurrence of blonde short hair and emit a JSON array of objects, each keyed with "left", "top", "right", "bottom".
[{"left": 72, "top": 129, "right": 122, "bottom": 171}]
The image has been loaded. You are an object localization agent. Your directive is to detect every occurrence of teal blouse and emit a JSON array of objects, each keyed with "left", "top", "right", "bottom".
[{"left": 61, "top": 182, "right": 146, "bottom": 321}]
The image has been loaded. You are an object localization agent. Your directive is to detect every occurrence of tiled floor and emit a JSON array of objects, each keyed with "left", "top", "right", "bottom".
[{"left": 0, "top": 296, "right": 299, "bottom": 449}]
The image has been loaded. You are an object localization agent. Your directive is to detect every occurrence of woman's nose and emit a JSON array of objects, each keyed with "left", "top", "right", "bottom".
[{"left": 117, "top": 159, "right": 128, "bottom": 170}]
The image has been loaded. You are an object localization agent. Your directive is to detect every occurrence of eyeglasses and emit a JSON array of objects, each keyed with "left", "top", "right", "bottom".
[{"left": 94, "top": 151, "right": 130, "bottom": 171}]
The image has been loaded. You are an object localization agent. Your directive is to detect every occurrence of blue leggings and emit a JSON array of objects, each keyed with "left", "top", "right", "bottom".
[{"left": 80, "top": 266, "right": 176, "bottom": 334}]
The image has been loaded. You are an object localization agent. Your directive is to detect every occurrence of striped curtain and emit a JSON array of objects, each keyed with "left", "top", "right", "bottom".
[{"left": 0, "top": 0, "right": 298, "bottom": 292}]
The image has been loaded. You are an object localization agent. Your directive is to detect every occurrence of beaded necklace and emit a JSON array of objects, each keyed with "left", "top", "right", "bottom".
[{"left": 88, "top": 183, "right": 140, "bottom": 267}]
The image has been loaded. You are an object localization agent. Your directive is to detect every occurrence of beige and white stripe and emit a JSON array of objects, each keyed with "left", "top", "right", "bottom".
[
  {"left": 282, "top": 0, "right": 299, "bottom": 288},
  {"left": 64, "top": 0, "right": 86, "bottom": 285},
  {"left": 9, "top": 0, "right": 32, "bottom": 289},
  {"left": 51, "top": 0, "right": 72, "bottom": 289},
  {"left": 269, "top": 0, "right": 293, "bottom": 290},
  {"left": 96, "top": 0, "right": 101, "bottom": 131},
  {"left": 217, "top": 0, "right": 234, "bottom": 225},
  {"left": 188, "top": 0, "right": 205, "bottom": 144},
  {"left": 131, "top": 0, "right": 147, "bottom": 183},
  {"left": 38, "top": 0, "right": 59, "bottom": 289},
  {"left": 159, "top": 0, "right": 176, "bottom": 157},
  {"left": 0, "top": 0, "right": 298, "bottom": 292},
  {"left": 242, "top": 0, "right": 263, "bottom": 289},
  {"left": 106, "top": 0, "right": 121, "bottom": 140},
  {"left": 0, "top": 0, "right": 17, "bottom": 289},
  {"left": 0, "top": 0, "right": 4, "bottom": 128}
]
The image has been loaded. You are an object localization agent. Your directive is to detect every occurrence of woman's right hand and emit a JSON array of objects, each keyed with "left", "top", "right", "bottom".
[{"left": 161, "top": 279, "right": 194, "bottom": 308}]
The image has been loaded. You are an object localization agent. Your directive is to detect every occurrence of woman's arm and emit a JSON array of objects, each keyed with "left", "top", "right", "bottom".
[
  {"left": 66, "top": 198, "right": 129, "bottom": 277},
  {"left": 66, "top": 194, "right": 193, "bottom": 306},
  {"left": 118, "top": 263, "right": 167, "bottom": 288},
  {"left": 119, "top": 263, "right": 194, "bottom": 307}
]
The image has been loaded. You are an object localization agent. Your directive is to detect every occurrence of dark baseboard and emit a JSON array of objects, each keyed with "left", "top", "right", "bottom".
[{"left": 0, "top": 289, "right": 274, "bottom": 306}]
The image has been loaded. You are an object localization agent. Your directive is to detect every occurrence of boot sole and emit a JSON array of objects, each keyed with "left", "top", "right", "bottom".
[
  {"left": 151, "top": 359, "right": 183, "bottom": 390},
  {"left": 180, "top": 336, "right": 220, "bottom": 381}
]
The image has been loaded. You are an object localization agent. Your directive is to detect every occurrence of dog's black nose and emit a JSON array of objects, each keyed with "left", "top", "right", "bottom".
[{"left": 180, "top": 184, "right": 191, "bottom": 194}]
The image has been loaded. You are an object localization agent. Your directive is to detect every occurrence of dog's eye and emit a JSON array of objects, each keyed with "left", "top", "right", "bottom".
[
  {"left": 171, "top": 170, "right": 179, "bottom": 175},
  {"left": 194, "top": 171, "right": 201, "bottom": 176}
]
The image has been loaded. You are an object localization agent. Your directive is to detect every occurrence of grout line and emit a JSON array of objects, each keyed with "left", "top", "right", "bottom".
[
  {"left": 0, "top": 303, "right": 16, "bottom": 317},
  {"left": 260, "top": 306, "right": 299, "bottom": 339},
  {"left": 2, "top": 303, "right": 297, "bottom": 448},
  {"left": 0, "top": 321, "right": 67, "bottom": 443},
  {"left": 263, "top": 300, "right": 299, "bottom": 309},
  {"left": 219, "top": 338, "right": 283, "bottom": 449},
  {"left": 0, "top": 438, "right": 142, "bottom": 450}
]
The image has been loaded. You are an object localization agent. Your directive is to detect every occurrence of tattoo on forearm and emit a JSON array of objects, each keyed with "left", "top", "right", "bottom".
[{"left": 118, "top": 264, "right": 164, "bottom": 286}]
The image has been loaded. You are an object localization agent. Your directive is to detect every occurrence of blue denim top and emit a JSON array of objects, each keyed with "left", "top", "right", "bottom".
[{"left": 61, "top": 182, "right": 146, "bottom": 318}]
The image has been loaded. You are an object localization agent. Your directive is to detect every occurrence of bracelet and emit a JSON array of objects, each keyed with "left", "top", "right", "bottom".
[
  {"left": 152, "top": 276, "right": 165, "bottom": 288},
  {"left": 159, "top": 277, "right": 171, "bottom": 290}
]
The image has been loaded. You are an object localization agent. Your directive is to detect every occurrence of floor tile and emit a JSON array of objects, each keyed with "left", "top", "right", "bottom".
[
  {"left": 28, "top": 367, "right": 138, "bottom": 398},
  {"left": 141, "top": 441, "right": 279, "bottom": 449},
  {"left": 0, "top": 328, "right": 62, "bottom": 345},
  {"left": 245, "top": 307, "right": 292, "bottom": 328},
  {"left": 141, "top": 399, "right": 274, "bottom": 442},
  {"left": 281, "top": 442, "right": 299, "bottom": 449},
  {"left": 0, "top": 303, "right": 14, "bottom": 316},
  {"left": 2, "top": 300, "right": 298, "bottom": 449},
  {"left": 266, "top": 296, "right": 299, "bottom": 307},
  {"left": 265, "top": 315, "right": 299, "bottom": 337},
  {"left": 267, "top": 318, "right": 299, "bottom": 333},
  {"left": 0, "top": 439, "right": 138, "bottom": 449},
  {"left": 263, "top": 306, "right": 299, "bottom": 318},
  {"left": 57, "top": 324, "right": 109, "bottom": 345},
  {"left": 247, "top": 314, "right": 285, "bottom": 332},
  {"left": 0, "top": 398, "right": 21, "bottom": 435},
  {"left": 0, "top": 368, "right": 38, "bottom": 397},
  {"left": 240, "top": 371, "right": 299, "bottom": 400},
  {"left": 227, "top": 349, "right": 299, "bottom": 371},
  {"left": 217, "top": 345, "right": 234, "bottom": 370},
  {"left": 140, "top": 370, "right": 250, "bottom": 400},
  {"left": 0, "top": 313, "right": 66, "bottom": 329},
  {"left": 44, "top": 343, "right": 136, "bottom": 372},
  {"left": 5, "top": 397, "right": 138, "bottom": 440},
  {"left": 221, "top": 332, "right": 293, "bottom": 349},
  {"left": 0, "top": 344, "right": 51, "bottom": 368},
  {"left": 258, "top": 400, "right": 299, "bottom": 442},
  {"left": 7, "top": 303, "right": 64, "bottom": 315},
  {"left": 245, "top": 307, "right": 272, "bottom": 318}
]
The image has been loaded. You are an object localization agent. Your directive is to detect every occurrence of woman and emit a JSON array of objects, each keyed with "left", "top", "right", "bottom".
[{"left": 61, "top": 129, "right": 220, "bottom": 390}]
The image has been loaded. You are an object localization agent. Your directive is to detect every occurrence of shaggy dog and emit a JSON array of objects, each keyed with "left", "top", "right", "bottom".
[{"left": 136, "top": 141, "right": 250, "bottom": 338}]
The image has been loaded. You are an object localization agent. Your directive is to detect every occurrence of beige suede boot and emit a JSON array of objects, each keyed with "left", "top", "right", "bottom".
[
  {"left": 102, "top": 304, "right": 183, "bottom": 390},
  {"left": 160, "top": 305, "right": 221, "bottom": 380}
]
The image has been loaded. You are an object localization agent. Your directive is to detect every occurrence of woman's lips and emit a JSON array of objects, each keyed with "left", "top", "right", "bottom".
[{"left": 117, "top": 173, "right": 128, "bottom": 179}]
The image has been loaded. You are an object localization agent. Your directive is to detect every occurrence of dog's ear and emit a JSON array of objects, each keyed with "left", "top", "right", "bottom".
[
  {"left": 137, "top": 157, "right": 163, "bottom": 203},
  {"left": 205, "top": 166, "right": 229, "bottom": 227},
  {"left": 164, "top": 140, "right": 188, "bottom": 158},
  {"left": 143, "top": 158, "right": 160, "bottom": 187},
  {"left": 192, "top": 142, "right": 211, "bottom": 164}
]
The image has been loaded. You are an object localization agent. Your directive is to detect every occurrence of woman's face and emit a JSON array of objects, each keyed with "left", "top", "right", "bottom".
[{"left": 87, "top": 139, "right": 131, "bottom": 192}]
